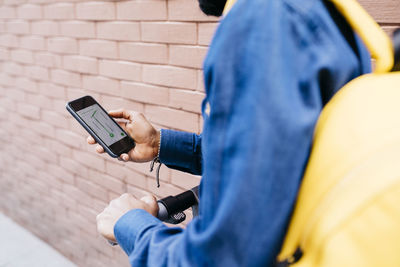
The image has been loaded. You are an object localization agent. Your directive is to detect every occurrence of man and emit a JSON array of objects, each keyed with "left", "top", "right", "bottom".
[{"left": 91, "top": 0, "right": 371, "bottom": 265}]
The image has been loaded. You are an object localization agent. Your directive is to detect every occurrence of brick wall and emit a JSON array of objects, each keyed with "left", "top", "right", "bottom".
[
  {"left": 360, "top": 0, "right": 400, "bottom": 37},
  {"left": 0, "top": 0, "right": 217, "bottom": 266},
  {"left": 0, "top": 0, "right": 398, "bottom": 266}
]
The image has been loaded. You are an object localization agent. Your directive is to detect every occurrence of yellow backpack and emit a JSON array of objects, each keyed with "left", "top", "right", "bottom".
[
  {"left": 223, "top": 0, "right": 400, "bottom": 265},
  {"left": 276, "top": 0, "right": 400, "bottom": 266}
]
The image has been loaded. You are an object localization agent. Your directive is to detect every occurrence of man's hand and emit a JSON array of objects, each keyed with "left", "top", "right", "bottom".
[
  {"left": 87, "top": 109, "right": 160, "bottom": 162},
  {"left": 96, "top": 193, "right": 159, "bottom": 242}
]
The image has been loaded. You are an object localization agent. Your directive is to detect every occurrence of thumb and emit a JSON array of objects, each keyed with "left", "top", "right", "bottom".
[
  {"left": 140, "top": 195, "right": 158, "bottom": 216},
  {"left": 140, "top": 195, "right": 157, "bottom": 205}
]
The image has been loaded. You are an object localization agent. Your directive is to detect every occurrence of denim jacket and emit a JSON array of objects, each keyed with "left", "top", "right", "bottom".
[{"left": 114, "top": 0, "right": 371, "bottom": 266}]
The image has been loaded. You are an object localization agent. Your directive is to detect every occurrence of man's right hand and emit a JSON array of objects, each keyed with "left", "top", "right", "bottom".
[{"left": 87, "top": 109, "right": 160, "bottom": 163}]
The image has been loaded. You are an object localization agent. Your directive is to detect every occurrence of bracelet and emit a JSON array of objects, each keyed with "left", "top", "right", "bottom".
[
  {"left": 157, "top": 129, "right": 162, "bottom": 159},
  {"left": 150, "top": 129, "right": 162, "bottom": 188}
]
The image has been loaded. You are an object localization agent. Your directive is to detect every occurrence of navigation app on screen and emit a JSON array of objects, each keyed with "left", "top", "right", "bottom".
[{"left": 77, "top": 104, "right": 126, "bottom": 146}]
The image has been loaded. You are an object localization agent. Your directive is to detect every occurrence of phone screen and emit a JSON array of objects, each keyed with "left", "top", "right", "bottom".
[{"left": 76, "top": 104, "right": 126, "bottom": 146}]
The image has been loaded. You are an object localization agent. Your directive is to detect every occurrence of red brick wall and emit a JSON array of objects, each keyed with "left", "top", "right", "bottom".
[
  {"left": 360, "top": 0, "right": 400, "bottom": 36},
  {"left": 0, "top": 0, "right": 217, "bottom": 266},
  {"left": 0, "top": 1, "right": 398, "bottom": 266}
]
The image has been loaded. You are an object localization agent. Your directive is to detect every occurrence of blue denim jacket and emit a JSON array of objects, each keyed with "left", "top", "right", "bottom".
[{"left": 114, "top": 0, "right": 371, "bottom": 266}]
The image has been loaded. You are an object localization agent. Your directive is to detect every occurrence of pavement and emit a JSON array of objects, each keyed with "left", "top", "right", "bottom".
[{"left": 0, "top": 213, "right": 77, "bottom": 267}]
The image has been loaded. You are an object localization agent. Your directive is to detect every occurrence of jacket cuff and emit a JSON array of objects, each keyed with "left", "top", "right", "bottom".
[
  {"left": 159, "top": 129, "right": 197, "bottom": 169},
  {"left": 114, "top": 209, "right": 163, "bottom": 255}
]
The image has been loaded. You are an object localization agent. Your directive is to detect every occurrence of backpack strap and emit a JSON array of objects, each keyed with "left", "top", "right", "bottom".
[
  {"left": 223, "top": 0, "right": 394, "bottom": 73},
  {"left": 329, "top": 0, "right": 393, "bottom": 73},
  {"left": 278, "top": 0, "right": 395, "bottom": 263},
  {"left": 223, "top": 0, "right": 236, "bottom": 15}
]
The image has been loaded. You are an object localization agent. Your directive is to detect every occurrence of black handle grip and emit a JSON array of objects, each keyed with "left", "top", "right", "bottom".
[
  {"left": 158, "top": 190, "right": 197, "bottom": 216},
  {"left": 108, "top": 186, "right": 199, "bottom": 246},
  {"left": 156, "top": 186, "right": 199, "bottom": 223}
]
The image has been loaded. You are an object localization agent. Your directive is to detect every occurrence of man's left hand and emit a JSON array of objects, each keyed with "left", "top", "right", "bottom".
[{"left": 96, "top": 193, "right": 159, "bottom": 242}]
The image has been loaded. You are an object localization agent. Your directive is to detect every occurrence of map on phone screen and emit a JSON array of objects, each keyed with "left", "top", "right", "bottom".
[{"left": 77, "top": 104, "right": 126, "bottom": 146}]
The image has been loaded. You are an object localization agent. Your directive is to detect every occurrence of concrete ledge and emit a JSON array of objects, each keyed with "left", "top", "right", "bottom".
[{"left": 0, "top": 213, "right": 77, "bottom": 267}]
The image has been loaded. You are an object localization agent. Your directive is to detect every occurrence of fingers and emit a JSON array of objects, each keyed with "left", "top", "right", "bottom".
[
  {"left": 118, "top": 153, "right": 130, "bottom": 162},
  {"left": 96, "top": 145, "right": 104, "bottom": 153},
  {"left": 140, "top": 195, "right": 157, "bottom": 205},
  {"left": 88, "top": 136, "right": 104, "bottom": 154},
  {"left": 117, "top": 121, "right": 127, "bottom": 130},
  {"left": 108, "top": 109, "right": 136, "bottom": 121},
  {"left": 87, "top": 135, "right": 96, "bottom": 144},
  {"left": 140, "top": 195, "right": 159, "bottom": 216},
  {"left": 87, "top": 136, "right": 105, "bottom": 154}
]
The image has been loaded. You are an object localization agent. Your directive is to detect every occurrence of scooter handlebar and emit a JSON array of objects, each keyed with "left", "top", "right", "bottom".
[
  {"left": 157, "top": 187, "right": 198, "bottom": 221},
  {"left": 108, "top": 186, "right": 199, "bottom": 246}
]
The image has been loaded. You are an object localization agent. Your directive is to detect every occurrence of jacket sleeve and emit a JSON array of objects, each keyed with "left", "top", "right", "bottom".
[{"left": 158, "top": 129, "right": 202, "bottom": 175}]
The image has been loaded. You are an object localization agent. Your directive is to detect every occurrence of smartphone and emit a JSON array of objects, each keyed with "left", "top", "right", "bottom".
[{"left": 66, "top": 95, "right": 135, "bottom": 158}]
